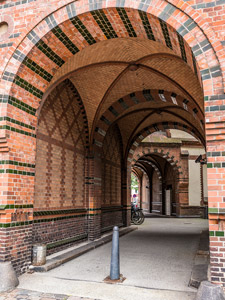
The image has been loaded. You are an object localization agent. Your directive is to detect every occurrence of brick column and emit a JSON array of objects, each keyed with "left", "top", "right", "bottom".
[
  {"left": 123, "top": 163, "right": 131, "bottom": 227},
  {"left": 176, "top": 151, "right": 189, "bottom": 216},
  {"left": 87, "top": 151, "right": 102, "bottom": 240},
  {"left": 0, "top": 127, "right": 35, "bottom": 275},
  {"left": 206, "top": 96, "right": 225, "bottom": 286}
]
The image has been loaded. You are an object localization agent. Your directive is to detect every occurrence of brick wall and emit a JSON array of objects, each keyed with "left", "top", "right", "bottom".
[
  {"left": 183, "top": 0, "right": 225, "bottom": 41},
  {"left": 101, "top": 124, "right": 123, "bottom": 230},
  {"left": 0, "top": 225, "right": 32, "bottom": 275},
  {"left": 34, "top": 79, "right": 87, "bottom": 210},
  {"left": 101, "top": 124, "right": 122, "bottom": 207},
  {"left": 33, "top": 79, "right": 89, "bottom": 251},
  {"left": 101, "top": 210, "right": 123, "bottom": 232},
  {"left": 33, "top": 216, "right": 88, "bottom": 255}
]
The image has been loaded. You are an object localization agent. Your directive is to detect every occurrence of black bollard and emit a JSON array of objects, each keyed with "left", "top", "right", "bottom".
[{"left": 110, "top": 226, "right": 120, "bottom": 280}]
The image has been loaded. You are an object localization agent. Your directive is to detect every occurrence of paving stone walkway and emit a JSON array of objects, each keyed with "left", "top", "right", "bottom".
[{"left": 0, "top": 289, "right": 97, "bottom": 300}]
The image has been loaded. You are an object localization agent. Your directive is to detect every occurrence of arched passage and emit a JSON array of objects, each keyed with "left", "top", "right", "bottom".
[
  {"left": 130, "top": 129, "right": 207, "bottom": 218},
  {"left": 0, "top": 0, "right": 224, "bottom": 287},
  {"left": 132, "top": 150, "right": 179, "bottom": 216}
]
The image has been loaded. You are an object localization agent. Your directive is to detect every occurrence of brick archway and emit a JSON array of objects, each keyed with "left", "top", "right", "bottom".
[
  {"left": 0, "top": 0, "right": 224, "bottom": 284},
  {"left": 131, "top": 148, "right": 181, "bottom": 179},
  {"left": 126, "top": 121, "right": 205, "bottom": 163},
  {"left": 131, "top": 148, "right": 182, "bottom": 216},
  {"left": 1, "top": 0, "right": 223, "bottom": 97}
]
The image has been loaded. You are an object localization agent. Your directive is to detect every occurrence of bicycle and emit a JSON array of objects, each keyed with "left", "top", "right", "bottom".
[{"left": 131, "top": 204, "right": 145, "bottom": 225}]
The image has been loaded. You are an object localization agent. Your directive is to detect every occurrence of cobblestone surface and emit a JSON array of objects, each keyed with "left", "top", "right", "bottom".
[{"left": 0, "top": 289, "right": 97, "bottom": 300}]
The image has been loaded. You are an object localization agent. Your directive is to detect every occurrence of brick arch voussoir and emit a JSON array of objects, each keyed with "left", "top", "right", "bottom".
[
  {"left": 1, "top": 0, "right": 223, "bottom": 118},
  {"left": 2, "top": 0, "right": 222, "bottom": 81},
  {"left": 93, "top": 89, "right": 204, "bottom": 147}
]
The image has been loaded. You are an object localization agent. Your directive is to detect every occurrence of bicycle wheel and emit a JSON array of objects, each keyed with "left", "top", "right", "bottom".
[
  {"left": 131, "top": 211, "right": 141, "bottom": 225},
  {"left": 136, "top": 210, "right": 145, "bottom": 225}
]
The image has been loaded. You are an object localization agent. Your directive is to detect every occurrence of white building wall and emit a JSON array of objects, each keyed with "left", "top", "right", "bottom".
[
  {"left": 188, "top": 160, "right": 201, "bottom": 206},
  {"left": 181, "top": 147, "right": 206, "bottom": 206},
  {"left": 203, "top": 164, "right": 208, "bottom": 202}
]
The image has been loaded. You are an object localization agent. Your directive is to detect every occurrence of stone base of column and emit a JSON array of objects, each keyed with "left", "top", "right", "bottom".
[
  {"left": 196, "top": 281, "right": 225, "bottom": 300},
  {"left": 0, "top": 261, "right": 19, "bottom": 292},
  {"left": 88, "top": 214, "right": 101, "bottom": 241}
]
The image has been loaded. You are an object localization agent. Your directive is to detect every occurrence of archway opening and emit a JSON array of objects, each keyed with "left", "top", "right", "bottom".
[
  {"left": 131, "top": 130, "right": 207, "bottom": 218},
  {"left": 1, "top": 4, "right": 216, "bottom": 287},
  {"left": 131, "top": 172, "right": 140, "bottom": 207}
]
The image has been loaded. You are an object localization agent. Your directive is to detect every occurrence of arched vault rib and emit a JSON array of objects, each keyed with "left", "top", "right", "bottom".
[
  {"left": 93, "top": 88, "right": 205, "bottom": 151},
  {"left": 126, "top": 109, "right": 204, "bottom": 148},
  {"left": 90, "top": 57, "right": 204, "bottom": 143}
]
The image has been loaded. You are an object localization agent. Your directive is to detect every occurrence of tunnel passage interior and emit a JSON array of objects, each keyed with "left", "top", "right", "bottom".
[{"left": 32, "top": 33, "right": 206, "bottom": 254}]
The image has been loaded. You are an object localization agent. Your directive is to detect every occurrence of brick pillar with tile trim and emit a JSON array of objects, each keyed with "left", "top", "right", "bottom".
[
  {"left": 87, "top": 152, "right": 102, "bottom": 240},
  {"left": 122, "top": 164, "right": 131, "bottom": 227},
  {"left": 176, "top": 152, "right": 189, "bottom": 216},
  {"left": 0, "top": 127, "right": 35, "bottom": 275},
  {"left": 206, "top": 95, "right": 225, "bottom": 286},
  {"left": 122, "top": 160, "right": 131, "bottom": 226}
]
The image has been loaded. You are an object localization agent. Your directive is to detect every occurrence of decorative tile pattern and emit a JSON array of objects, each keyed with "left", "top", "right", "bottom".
[
  {"left": 0, "top": 116, "right": 35, "bottom": 130},
  {"left": 116, "top": 8, "right": 137, "bottom": 37},
  {"left": 143, "top": 90, "right": 155, "bottom": 101},
  {"left": 0, "top": 169, "right": 35, "bottom": 176},
  {"left": 52, "top": 26, "right": 79, "bottom": 55},
  {"left": 177, "top": 33, "right": 187, "bottom": 62},
  {"left": 34, "top": 39, "right": 65, "bottom": 67},
  {"left": 102, "top": 124, "right": 122, "bottom": 205},
  {"left": 91, "top": 10, "right": 118, "bottom": 39},
  {"left": 118, "top": 98, "right": 129, "bottom": 109},
  {"left": 159, "top": 19, "right": 173, "bottom": 50},
  {"left": 34, "top": 79, "right": 88, "bottom": 210},
  {"left": 13, "top": 75, "right": 44, "bottom": 99},
  {"left": 192, "top": 51, "right": 198, "bottom": 76},
  {"left": 138, "top": 11, "right": 155, "bottom": 40},
  {"left": 13, "top": 50, "right": 53, "bottom": 82},
  {"left": 70, "top": 17, "right": 96, "bottom": 45},
  {"left": 0, "top": 124, "right": 36, "bottom": 137},
  {"left": 0, "top": 95, "right": 36, "bottom": 115}
]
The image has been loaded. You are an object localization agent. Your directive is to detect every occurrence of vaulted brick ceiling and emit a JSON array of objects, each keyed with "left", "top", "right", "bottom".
[
  {"left": 40, "top": 8, "right": 205, "bottom": 154},
  {"left": 51, "top": 38, "right": 204, "bottom": 138},
  {"left": 55, "top": 39, "right": 205, "bottom": 149}
]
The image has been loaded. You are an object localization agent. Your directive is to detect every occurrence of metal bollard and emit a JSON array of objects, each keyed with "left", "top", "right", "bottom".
[{"left": 110, "top": 226, "right": 120, "bottom": 280}]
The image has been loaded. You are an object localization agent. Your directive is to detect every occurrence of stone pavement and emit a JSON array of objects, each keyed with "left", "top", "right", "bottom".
[
  {"left": 0, "top": 289, "right": 97, "bottom": 300},
  {"left": 1, "top": 219, "right": 208, "bottom": 300}
]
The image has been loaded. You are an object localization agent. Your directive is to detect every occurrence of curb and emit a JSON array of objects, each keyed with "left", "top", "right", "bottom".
[
  {"left": 30, "top": 226, "right": 138, "bottom": 272},
  {"left": 189, "top": 230, "right": 209, "bottom": 288}
]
